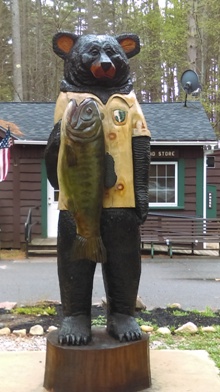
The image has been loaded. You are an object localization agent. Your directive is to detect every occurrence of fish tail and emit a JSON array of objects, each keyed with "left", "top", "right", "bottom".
[{"left": 72, "top": 235, "right": 107, "bottom": 263}]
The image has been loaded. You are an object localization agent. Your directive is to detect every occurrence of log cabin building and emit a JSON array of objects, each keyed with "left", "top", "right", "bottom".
[{"left": 0, "top": 100, "right": 218, "bottom": 249}]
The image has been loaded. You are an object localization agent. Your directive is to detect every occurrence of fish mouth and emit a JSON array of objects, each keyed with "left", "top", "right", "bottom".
[{"left": 66, "top": 99, "right": 102, "bottom": 142}]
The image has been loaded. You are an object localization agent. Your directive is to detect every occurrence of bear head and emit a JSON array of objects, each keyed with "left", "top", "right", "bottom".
[{"left": 53, "top": 32, "right": 140, "bottom": 90}]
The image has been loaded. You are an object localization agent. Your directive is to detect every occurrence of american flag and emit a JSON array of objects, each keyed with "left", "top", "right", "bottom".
[{"left": 0, "top": 128, "right": 13, "bottom": 182}]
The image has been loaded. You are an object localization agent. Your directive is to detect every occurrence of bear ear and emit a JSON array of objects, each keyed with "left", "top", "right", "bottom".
[
  {"left": 116, "top": 34, "right": 140, "bottom": 59},
  {"left": 53, "top": 31, "right": 79, "bottom": 59}
]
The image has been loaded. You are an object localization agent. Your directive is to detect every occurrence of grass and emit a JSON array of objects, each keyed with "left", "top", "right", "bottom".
[
  {"left": 190, "top": 306, "right": 216, "bottom": 317},
  {"left": 12, "top": 304, "right": 57, "bottom": 316},
  {"left": 91, "top": 315, "right": 107, "bottom": 326}
]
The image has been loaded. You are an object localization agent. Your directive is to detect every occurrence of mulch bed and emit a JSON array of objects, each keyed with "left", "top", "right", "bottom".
[{"left": 1, "top": 305, "right": 220, "bottom": 332}]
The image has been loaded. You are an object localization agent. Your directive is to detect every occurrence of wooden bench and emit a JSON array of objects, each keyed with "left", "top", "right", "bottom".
[{"left": 140, "top": 215, "right": 220, "bottom": 258}]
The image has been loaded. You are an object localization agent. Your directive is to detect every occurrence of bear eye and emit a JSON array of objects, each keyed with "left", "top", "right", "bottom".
[
  {"left": 105, "top": 47, "right": 115, "bottom": 56},
  {"left": 90, "top": 48, "right": 99, "bottom": 56}
]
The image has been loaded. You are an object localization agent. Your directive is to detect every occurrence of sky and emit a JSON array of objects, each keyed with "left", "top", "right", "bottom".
[{"left": 159, "top": 0, "right": 166, "bottom": 7}]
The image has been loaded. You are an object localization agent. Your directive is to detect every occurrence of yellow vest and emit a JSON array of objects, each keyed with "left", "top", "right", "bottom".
[{"left": 55, "top": 91, "right": 151, "bottom": 208}]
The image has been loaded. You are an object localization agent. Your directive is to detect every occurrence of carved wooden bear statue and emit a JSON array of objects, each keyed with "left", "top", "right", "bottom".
[{"left": 45, "top": 32, "right": 151, "bottom": 345}]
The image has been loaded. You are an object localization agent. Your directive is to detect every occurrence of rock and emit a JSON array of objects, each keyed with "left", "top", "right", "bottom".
[
  {"left": 0, "top": 301, "right": 17, "bottom": 310},
  {"left": 29, "top": 325, "right": 44, "bottom": 336},
  {"left": 157, "top": 327, "right": 171, "bottom": 335},
  {"left": 141, "top": 325, "right": 154, "bottom": 333},
  {"left": 47, "top": 326, "right": 58, "bottom": 333},
  {"left": 0, "top": 327, "right": 11, "bottom": 336},
  {"left": 201, "top": 326, "right": 216, "bottom": 333},
  {"left": 136, "top": 296, "right": 147, "bottom": 310},
  {"left": 13, "top": 329, "right": 26, "bottom": 337},
  {"left": 175, "top": 322, "right": 198, "bottom": 334},
  {"left": 168, "top": 303, "right": 182, "bottom": 309},
  {"left": 101, "top": 297, "right": 107, "bottom": 307}
]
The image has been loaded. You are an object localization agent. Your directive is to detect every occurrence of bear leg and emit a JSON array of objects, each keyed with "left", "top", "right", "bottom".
[
  {"left": 57, "top": 211, "right": 96, "bottom": 345},
  {"left": 101, "top": 209, "right": 142, "bottom": 342}
]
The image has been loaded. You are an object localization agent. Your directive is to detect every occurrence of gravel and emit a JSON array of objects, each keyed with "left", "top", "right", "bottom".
[{"left": 0, "top": 335, "right": 46, "bottom": 351}]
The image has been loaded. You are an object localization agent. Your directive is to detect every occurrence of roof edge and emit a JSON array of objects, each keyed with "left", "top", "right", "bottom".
[{"left": 14, "top": 140, "right": 47, "bottom": 145}]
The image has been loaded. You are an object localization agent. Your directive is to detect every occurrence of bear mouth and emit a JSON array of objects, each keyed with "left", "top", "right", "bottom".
[{"left": 90, "top": 64, "right": 116, "bottom": 79}]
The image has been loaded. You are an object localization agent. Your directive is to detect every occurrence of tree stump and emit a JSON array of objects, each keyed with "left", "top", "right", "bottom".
[{"left": 43, "top": 327, "right": 151, "bottom": 392}]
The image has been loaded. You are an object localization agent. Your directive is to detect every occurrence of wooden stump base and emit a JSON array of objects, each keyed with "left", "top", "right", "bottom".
[{"left": 43, "top": 327, "right": 151, "bottom": 392}]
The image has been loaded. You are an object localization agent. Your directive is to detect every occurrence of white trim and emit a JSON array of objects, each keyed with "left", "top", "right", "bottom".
[
  {"left": 203, "top": 150, "right": 208, "bottom": 249},
  {"left": 14, "top": 140, "right": 47, "bottom": 145},
  {"left": 151, "top": 141, "right": 217, "bottom": 147},
  {"left": 203, "top": 150, "right": 207, "bottom": 220}
]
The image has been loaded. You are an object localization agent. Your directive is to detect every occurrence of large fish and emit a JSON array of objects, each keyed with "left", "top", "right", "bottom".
[{"left": 57, "top": 98, "right": 106, "bottom": 263}]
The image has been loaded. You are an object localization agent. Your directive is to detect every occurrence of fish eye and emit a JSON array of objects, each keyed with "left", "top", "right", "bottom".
[{"left": 86, "top": 106, "right": 93, "bottom": 114}]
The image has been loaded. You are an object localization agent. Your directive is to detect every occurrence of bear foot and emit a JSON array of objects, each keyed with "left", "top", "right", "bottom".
[
  {"left": 58, "top": 315, "right": 91, "bottom": 346},
  {"left": 107, "top": 312, "right": 142, "bottom": 342}
]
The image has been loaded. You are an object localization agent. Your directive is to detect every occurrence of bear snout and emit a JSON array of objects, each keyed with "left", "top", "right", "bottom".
[
  {"left": 91, "top": 60, "right": 116, "bottom": 79},
  {"left": 101, "top": 61, "right": 113, "bottom": 72}
]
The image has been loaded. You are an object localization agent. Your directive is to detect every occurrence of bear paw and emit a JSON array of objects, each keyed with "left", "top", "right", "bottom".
[
  {"left": 107, "top": 313, "right": 142, "bottom": 342},
  {"left": 58, "top": 315, "right": 91, "bottom": 345}
]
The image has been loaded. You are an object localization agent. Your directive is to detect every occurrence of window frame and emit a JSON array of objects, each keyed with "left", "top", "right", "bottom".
[{"left": 149, "top": 161, "right": 178, "bottom": 207}]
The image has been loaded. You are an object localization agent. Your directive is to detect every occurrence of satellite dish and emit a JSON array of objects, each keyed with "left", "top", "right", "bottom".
[{"left": 180, "top": 70, "right": 201, "bottom": 106}]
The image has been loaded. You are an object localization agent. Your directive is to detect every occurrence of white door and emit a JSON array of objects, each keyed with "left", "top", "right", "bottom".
[{"left": 47, "top": 181, "right": 59, "bottom": 237}]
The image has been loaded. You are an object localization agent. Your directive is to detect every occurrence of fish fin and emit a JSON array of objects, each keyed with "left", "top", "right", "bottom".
[
  {"left": 104, "top": 152, "right": 117, "bottom": 188},
  {"left": 72, "top": 235, "right": 107, "bottom": 263},
  {"left": 66, "top": 144, "right": 77, "bottom": 167}
]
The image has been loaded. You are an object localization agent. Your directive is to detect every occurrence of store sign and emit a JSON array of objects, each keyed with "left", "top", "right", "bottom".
[{"left": 151, "top": 149, "right": 179, "bottom": 158}]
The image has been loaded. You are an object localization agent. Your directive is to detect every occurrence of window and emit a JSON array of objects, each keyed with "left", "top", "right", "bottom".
[
  {"left": 206, "top": 156, "right": 215, "bottom": 168},
  {"left": 149, "top": 162, "right": 178, "bottom": 207},
  {"left": 54, "top": 189, "right": 59, "bottom": 202}
]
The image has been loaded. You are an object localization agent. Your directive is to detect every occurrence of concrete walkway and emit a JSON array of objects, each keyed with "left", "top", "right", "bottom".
[{"left": 0, "top": 349, "right": 220, "bottom": 391}]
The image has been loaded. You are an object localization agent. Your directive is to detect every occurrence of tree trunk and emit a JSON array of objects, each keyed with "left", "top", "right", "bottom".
[
  {"left": 187, "top": 0, "right": 197, "bottom": 71},
  {"left": 11, "top": 0, "right": 23, "bottom": 101}
]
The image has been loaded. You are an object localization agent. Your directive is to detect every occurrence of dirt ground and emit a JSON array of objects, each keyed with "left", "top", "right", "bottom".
[
  {"left": 1, "top": 304, "right": 220, "bottom": 333},
  {"left": 0, "top": 249, "right": 26, "bottom": 260}
]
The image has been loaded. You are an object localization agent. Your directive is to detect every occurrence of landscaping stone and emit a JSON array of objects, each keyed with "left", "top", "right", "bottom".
[
  {"left": 136, "top": 296, "right": 147, "bottom": 310},
  {"left": 168, "top": 303, "right": 182, "bottom": 309},
  {"left": 101, "top": 297, "right": 107, "bottom": 307},
  {"left": 47, "top": 326, "right": 58, "bottom": 332},
  {"left": 12, "top": 329, "right": 26, "bottom": 337},
  {"left": 201, "top": 326, "right": 216, "bottom": 333},
  {"left": 141, "top": 325, "right": 154, "bottom": 333},
  {"left": 175, "top": 322, "right": 198, "bottom": 334},
  {"left": 0, "top": 327, "right": 11, "bottom": 336},
  {"left": 0, "top": 302, "right": 17, "bottom": 310},
  {"left": 157, "top": 327, "right": 171, "bottom": 335},
  {"left": 29, "top": 325, "right": 44, "bottom": 336}
]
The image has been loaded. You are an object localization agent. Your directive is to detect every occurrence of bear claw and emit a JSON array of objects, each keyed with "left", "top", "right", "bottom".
[
  {"left": 58, "top": 315, "right": 91, "bottom": 346},
  {"left": 107, "top": 313, "right": 142, "bottom": 342}
]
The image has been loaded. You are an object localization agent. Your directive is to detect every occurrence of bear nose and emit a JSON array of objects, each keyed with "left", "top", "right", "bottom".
[{"left": 101, "top": 61, "right": 113, "bottom": 71}]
